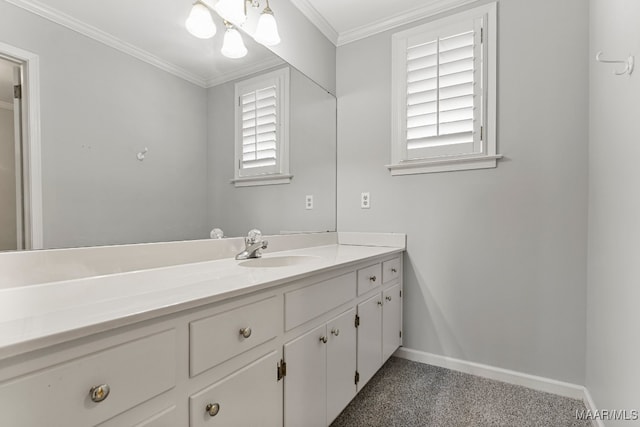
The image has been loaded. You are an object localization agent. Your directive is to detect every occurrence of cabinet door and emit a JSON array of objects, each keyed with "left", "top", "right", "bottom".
[
  {"left": 326, "top": 308, "right": 356, "bottom": 424},
  {"left": 356, "top": 294, "right": 382, "bottom": 391},
  {"left": 284, "top": 324, "right": 327, "bottom": 427},
  {"left": 382, "top": 284, "right": 402, "bottom": 361}
]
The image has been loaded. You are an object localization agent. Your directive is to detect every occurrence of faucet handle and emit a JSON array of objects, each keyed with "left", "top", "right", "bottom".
[{"left": 247, "top": 229, "right": 262, "bottom": 244}]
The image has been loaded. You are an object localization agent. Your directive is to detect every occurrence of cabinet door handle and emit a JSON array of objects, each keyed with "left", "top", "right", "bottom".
[
  {"left": 206, "top": 403, "right": 221, "bottom": 417},
  {"left": 386, "top": 296, "right": 392, "bottom": 302},
  {"left": 89, "top": 384, "right": 110, "bottom": 403},
  {"left": 377, "top": 300, "right": 383, "bottom": 306},
  {"left": 331, "top": 328, "right": 340, "bottom": 336},
  {"left": 319, "top": 336, "right": 328, "bottom": 344},
  {"left": 369, "top": 275, "right": 377, "bottom": 282},
  {"left": 239, "top": 327, "right": 252, "bottom": 338},
  {"left": 391, "top": 268, "right": 397, "bottom": 273}
]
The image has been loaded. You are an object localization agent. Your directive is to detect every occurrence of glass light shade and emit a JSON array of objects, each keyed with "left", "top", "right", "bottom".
[
  {"left": 254, "top": 9, "right": 280, "bottom": 46},
  {"left": 214, "top": 0, "right": 246, "bottom": 25},
  {"left": 221, "top": 27, "right": 248, "bottom": 59},
  {"left": 185, "top": 3, "right": 216, "bottom": 39}
]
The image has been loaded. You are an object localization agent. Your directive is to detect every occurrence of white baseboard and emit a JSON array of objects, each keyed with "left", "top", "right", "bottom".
[{"left": 394, "top": 347, "right": 587, "bottom": 400}]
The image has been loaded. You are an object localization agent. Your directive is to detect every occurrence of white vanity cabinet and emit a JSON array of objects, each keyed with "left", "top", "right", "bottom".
[
  {"left": 356, "top": 259, "right": 403, "bottom": 391},
  {"left": 0, "top": 248, "right": 403, "bottom": 427},
  {"left": 284, "top": 308, "right": 356, "bottom": 427}
]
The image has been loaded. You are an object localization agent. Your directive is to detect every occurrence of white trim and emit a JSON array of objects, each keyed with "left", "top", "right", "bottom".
[
  {"left": 394, "top": 347, "right": 586, "bottom": 400},
  {"left": 337, "top": 232, "right": 406, "bottom": 249},
  {"left": 4, "top": 0, "right": 207, "bottom": 88},
  {"left": 337, "top": 0, "right": 479, "bottom": 46},
  {"left": 288, "top": 0, "right": 339, "bottom": 45},
  {"left": 205, "top": 57, "right": 285, "bottom": 88},
  {"left": 0, "top": 100, "right": 13, "bottom": 110},
  {"left": 230, "top": 174, "right": 293, "bottom": 187},
  {"left": 582, "top": 388, "right": 605, "bottom": 427},
  {"left": 387, "top": 155, "right": 503, "bottom": 175},
  {"left": 0, "top": 42, "right": 43, "bottom": 250}
]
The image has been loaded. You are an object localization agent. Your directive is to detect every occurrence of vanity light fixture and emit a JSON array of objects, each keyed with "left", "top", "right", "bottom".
[
  {"left": 221, "top": 22, "right": 248, "bottom": 59},
  {"left": 254, "top": 0, "right": 281, "bottom": 46},
  {"left": 186, "top": 0, "right": 281, "bottom": 58},
  {"left": 185, "top": 0, "right": 217, "bottom": 39}
]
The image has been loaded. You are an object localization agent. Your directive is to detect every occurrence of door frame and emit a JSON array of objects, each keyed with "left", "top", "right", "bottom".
[{"left": 0, "top": 42, "right": 42, "bottom": 250}]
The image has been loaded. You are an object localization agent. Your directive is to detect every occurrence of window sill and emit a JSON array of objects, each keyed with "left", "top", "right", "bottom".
[
  {"left": 231, "top": 174, "right": 293, "bottom": 187},
  {"left": 386, "top": 155, "right": 503, "bottom": 176}
]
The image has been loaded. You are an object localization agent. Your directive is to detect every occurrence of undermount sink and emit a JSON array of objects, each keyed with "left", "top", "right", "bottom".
[{"left": 238, "top": 255, "right": 319, "bottom": 268}]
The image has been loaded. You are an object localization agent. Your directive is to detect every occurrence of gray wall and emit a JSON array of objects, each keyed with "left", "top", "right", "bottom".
[
  {"left": 336, "top": 0, "right": 589, "bottom": 384},
  {"left": 207, "top": 67, "right": 336, "bottom": 237},
  {"left": 587, "top": 0, "right": 640, "bottom": 413},
  {"left": 0, "top": 106, "right": 16, "bottom": 251},
  {"left": 0, "top": 2, "right": 209, "bottom": 249}
]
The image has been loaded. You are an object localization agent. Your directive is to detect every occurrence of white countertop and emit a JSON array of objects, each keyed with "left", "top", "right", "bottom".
[{"left": 0, "top": 243, "right": 403, "bottom": 360}]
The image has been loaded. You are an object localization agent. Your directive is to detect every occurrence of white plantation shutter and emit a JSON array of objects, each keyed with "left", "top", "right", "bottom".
[
  {"left": 391, "top": 4, "right": 497, "bottom": 174},
  {"left": 406, "top": 29, "right": 477, "bottom": 156},
  {"left": 234, "top": 68, "right": 290, "bottom": 184},
  {"left": 241, "top": 85, "right": 278, "bottom": 169}
]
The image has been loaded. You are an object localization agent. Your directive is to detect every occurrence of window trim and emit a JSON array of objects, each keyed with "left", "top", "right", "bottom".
[
  {"left": 232, "top": 67, "right": 291, "bottom": 187},
  {"left": 388, "top": 2, "right": 500, "bottom": 175}
]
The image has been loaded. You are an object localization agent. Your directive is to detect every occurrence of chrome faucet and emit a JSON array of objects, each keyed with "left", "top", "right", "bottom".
[{"left": 235, "top": 229, "right": 268, "bottom": 260}]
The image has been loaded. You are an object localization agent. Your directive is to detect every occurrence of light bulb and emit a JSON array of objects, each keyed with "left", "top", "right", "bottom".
[
  {"left": 221, "top": 27, "right": 248, "bottom": 59},
  {"left": 185, "top": 2, "right": 216, "bottom": 39},
  {"left": 214, "top": 0, "right": 247, "bottom": 25},
  {"left": 254, "top": 8, "right": 280, "bottom": 46}
]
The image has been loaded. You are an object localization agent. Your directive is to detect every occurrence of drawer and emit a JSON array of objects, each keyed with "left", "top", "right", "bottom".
[
  {"left": 0, "top": 329, "right": 176, "bottom": 427},
  {"left": 189, "top": 351, "right": 281, "bottom": 427},
  {"left": 284, "top": 272, "right": 356, "bottom": 331},
  {"left": 190, "top": 296, "right": 279, "bottom": 377},
  {"left": 357, "top": 263, "right": 382, "bottom": 295},
  {"left": 382, "top": 257, "right": 401, "bottom": 284}
]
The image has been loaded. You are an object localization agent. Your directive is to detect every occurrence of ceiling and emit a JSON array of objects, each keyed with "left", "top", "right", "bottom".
[
  {"left": 292, "top": 0, "right": 477, "bottom": 45},
  {"left": 4, "top": 0, "right": 474, "bottom": 86},
  {"left": 5, "top": 0, "right": 282, "bottom": 87}
]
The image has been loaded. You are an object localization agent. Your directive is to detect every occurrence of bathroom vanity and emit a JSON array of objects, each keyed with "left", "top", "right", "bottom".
[{"left": 0, "top": 232, "right": 404, "bottom": 426}]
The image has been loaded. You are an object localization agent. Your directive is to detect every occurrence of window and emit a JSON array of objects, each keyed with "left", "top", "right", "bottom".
[
  {"left": 389, "top": 3, "right": 499, "bottom": 175},
  {"left": 233, "top": 67, "right": 290, "bottom": 186}
]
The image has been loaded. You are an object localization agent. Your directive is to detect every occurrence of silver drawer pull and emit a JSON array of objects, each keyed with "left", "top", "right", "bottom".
[
  {"left": 206, "top": 403, "right": 220, "bottom": 417},
  {"left": 391, "top": 268, "right": 397, "bottom": 273},
  {"left": 331, "top": 328, "right": 340, "bottom": 336},
  {"left": 239, "top": 327, "right": 252, "bottom": 338},
  {"left": 386, "top": 296, "right": 392, "bottom": 302},
  {"left": 377, "top": 300, "right": 383, "bottom": 306},
  {"left": 89, "top": 384, "right": 110, "bottom": 403},
  {"left": 319, "top": 336, "right": 328, "bottom": 344},
  {"left": 369, "top": 276, "right": 377, "bottom": 282}
]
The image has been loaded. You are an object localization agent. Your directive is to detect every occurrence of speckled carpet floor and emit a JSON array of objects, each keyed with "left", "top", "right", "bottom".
[{"left": 331, "top": 357, "right": 590, "bottom": 427}]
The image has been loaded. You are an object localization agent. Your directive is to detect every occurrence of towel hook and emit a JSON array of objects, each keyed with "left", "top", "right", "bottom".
[
  {"left": 596, "top": 51, "right": 634, "bottom": 76},
  {"left": 136, "top": 147, "right": 148, "bottom": 161}
]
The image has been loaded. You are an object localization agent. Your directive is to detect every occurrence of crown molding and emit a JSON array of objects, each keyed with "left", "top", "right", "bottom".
[
  {"left": 205, "top": 57, "right": 285, "bottom": 88},
  {"left": 288, "top": 0, "right": 339, "bottom": 45},
  {"left": 4, "top": 0, "right": 208, "bottom": 87},
  {"left": 0, "top": 100, "right": 14, "bottom": 110},
  {"left": 336, "top": 0, "right": 479, "bottom": 46}
]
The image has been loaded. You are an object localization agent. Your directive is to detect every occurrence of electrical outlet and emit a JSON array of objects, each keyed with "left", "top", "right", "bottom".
[
  {"left": 305, "top": 195, "right": 313, "bottom": 210},
  {"left": 361, "top": 192, "right": 370, "bottom": 209}
]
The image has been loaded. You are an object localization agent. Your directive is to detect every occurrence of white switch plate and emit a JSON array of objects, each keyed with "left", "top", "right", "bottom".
[
  {"left": 361, "top": 192, "right": 370, "bottom": 209},
  {"left": 305, "top": 195, "right": 313, "bottom": 210}
]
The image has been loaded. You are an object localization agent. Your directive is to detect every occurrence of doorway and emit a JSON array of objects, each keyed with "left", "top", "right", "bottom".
[
  {"left": 0, "top": 42, "right": 42, "bottom": 252},
  {"left": 0, "top": 56, "right": 22, "bottom": 251}
]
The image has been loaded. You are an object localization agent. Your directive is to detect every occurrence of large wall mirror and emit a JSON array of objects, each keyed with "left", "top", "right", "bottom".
[{"left": 0, "top": 0, "right": 336, "bottom": 251}]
